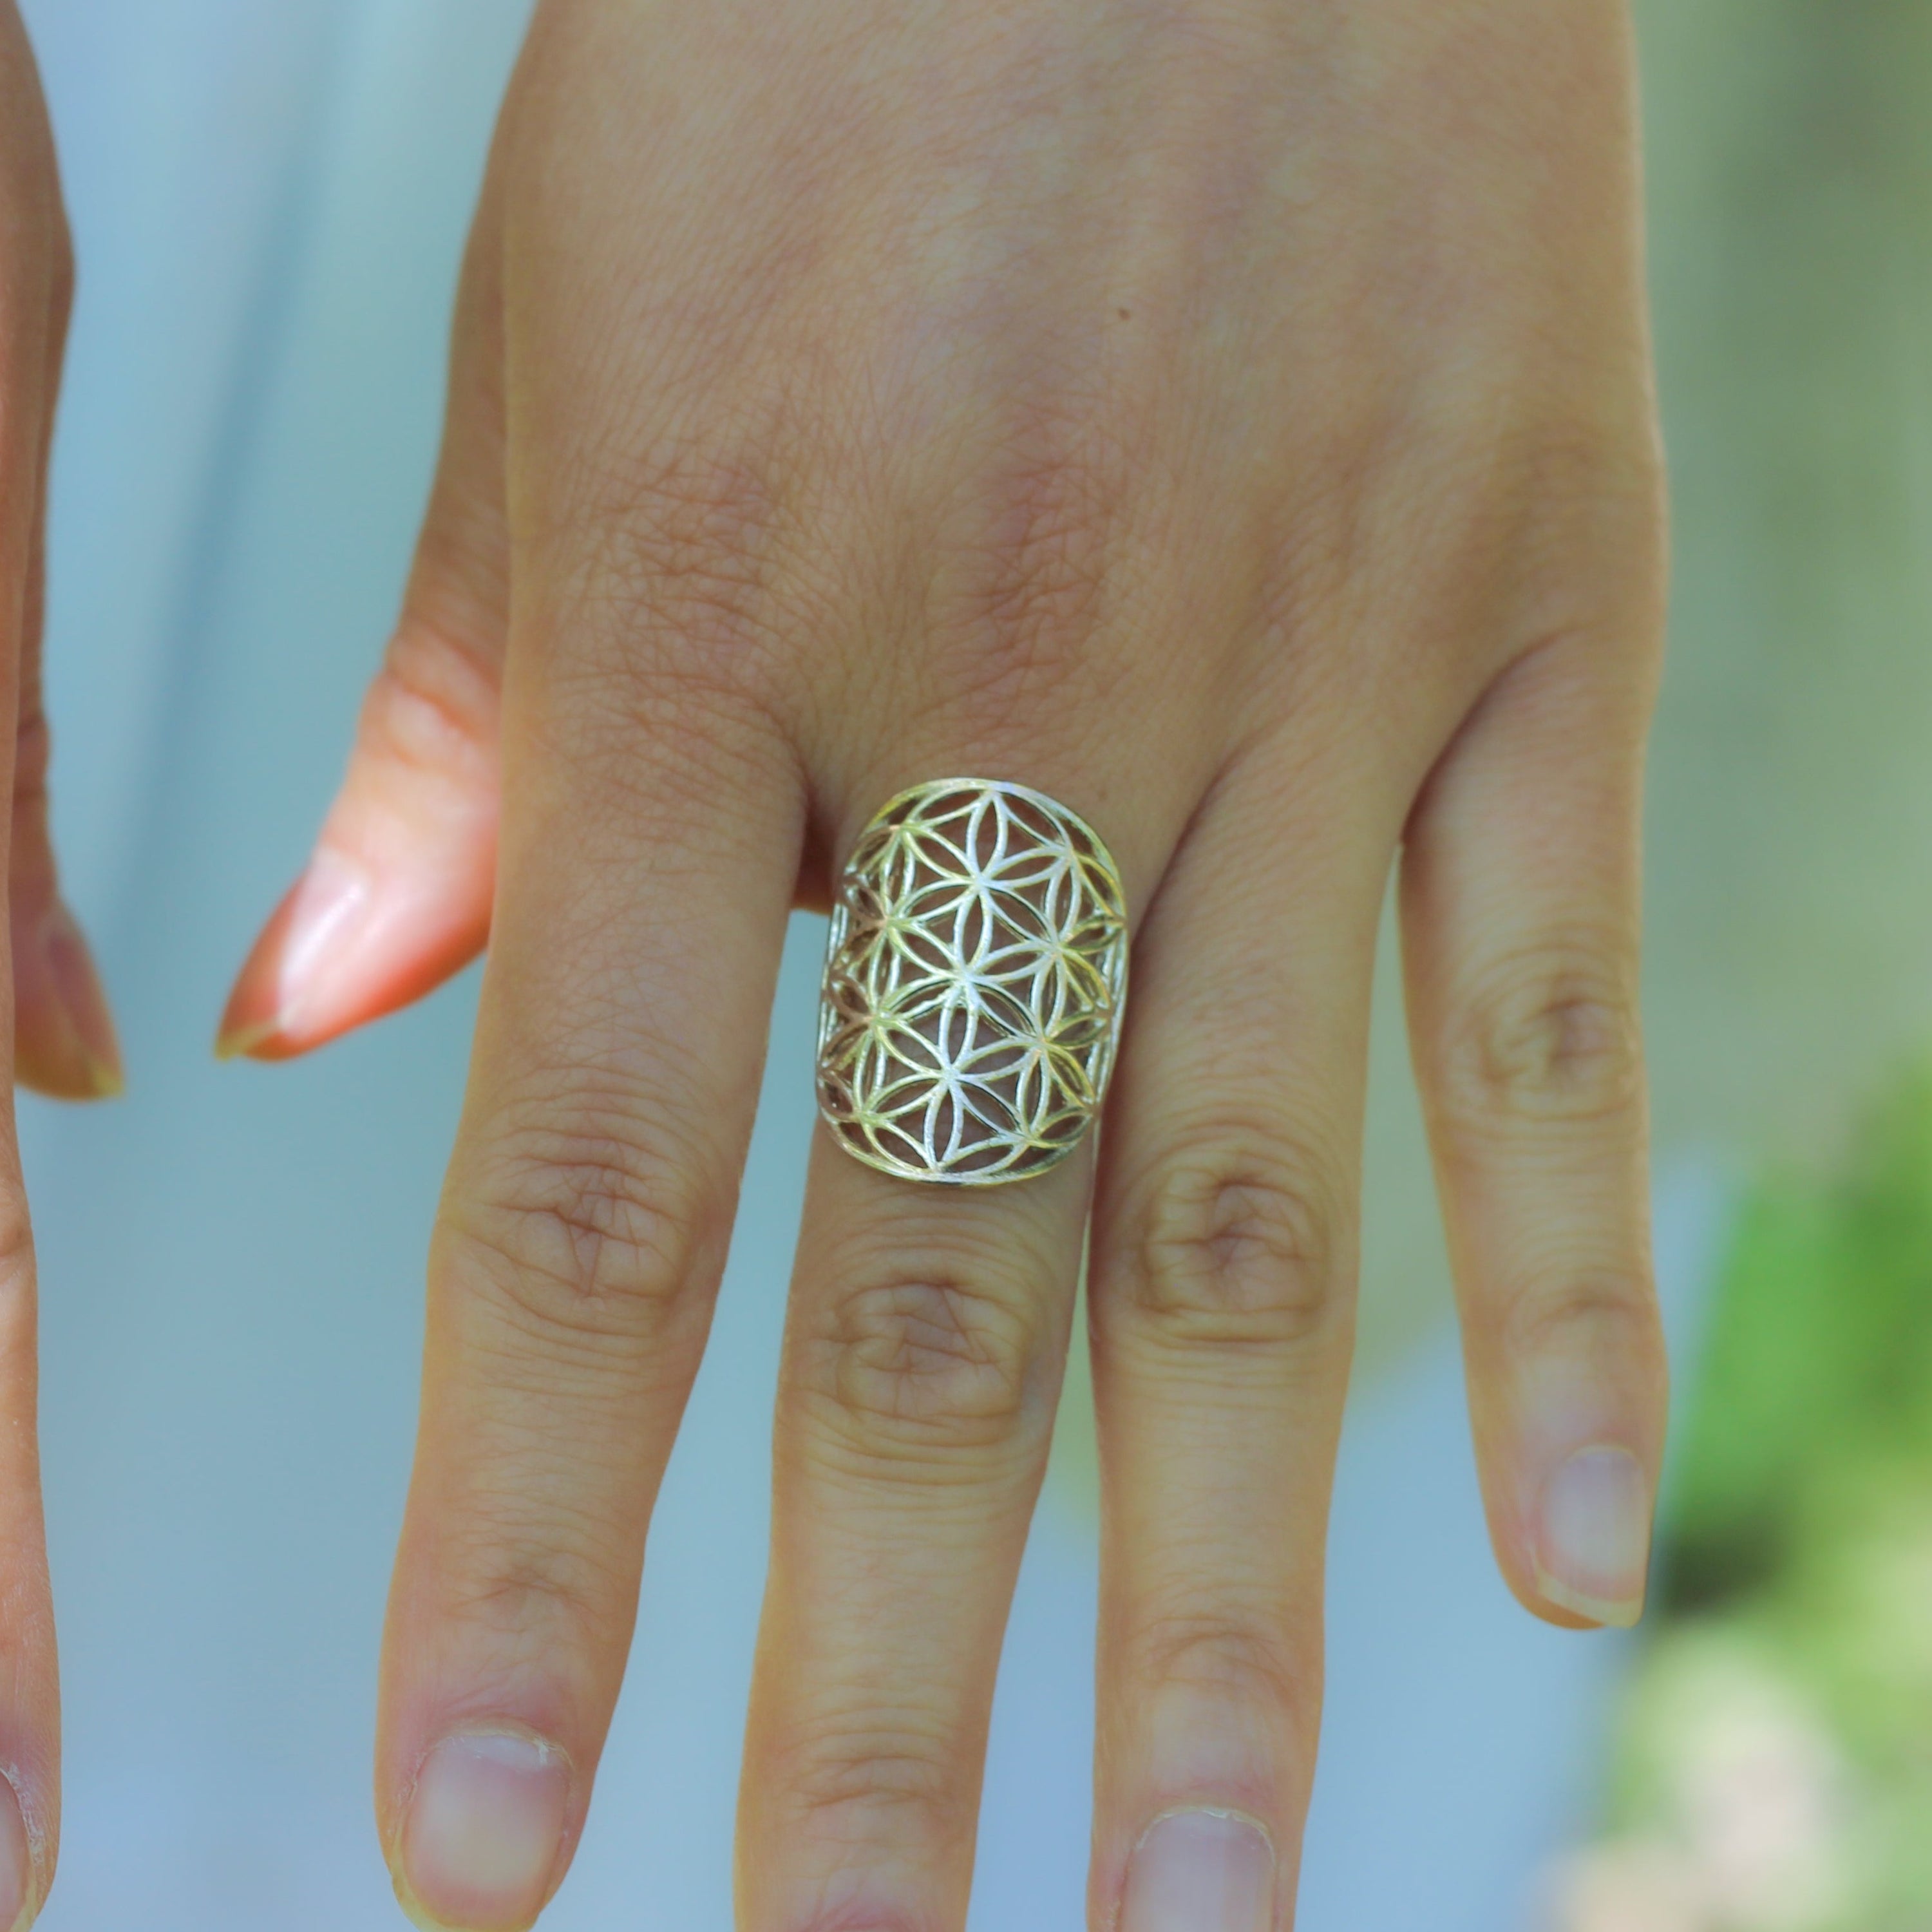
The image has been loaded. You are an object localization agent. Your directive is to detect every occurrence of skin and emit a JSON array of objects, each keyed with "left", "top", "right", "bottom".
[
  {"left": 214, "top": 0, "right": 1669, "bottom": 1927},
  {"left": 0, "top": 4, "right": 131, "bottom": 1924},
  {"left": 0, "top": 11, "right": 117, "bottom": 1110}
]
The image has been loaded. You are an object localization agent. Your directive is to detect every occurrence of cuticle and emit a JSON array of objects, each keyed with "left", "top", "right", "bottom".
[
  {"left": 1131, "top": 1801, "right": 1276, "bottom": 1853},
  {"left": 402, "top": 1719, "right": 576, "bottom": 1796}
]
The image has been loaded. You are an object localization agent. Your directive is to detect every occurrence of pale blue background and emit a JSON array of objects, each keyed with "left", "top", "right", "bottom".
[{"left": 8, "top": 5, "right": 1718, "bottom": 1926}]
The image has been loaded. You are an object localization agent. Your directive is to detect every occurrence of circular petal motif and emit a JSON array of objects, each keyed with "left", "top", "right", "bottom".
[{"left": 817, "top": 779, "right": 1129, "bottom": 1184}]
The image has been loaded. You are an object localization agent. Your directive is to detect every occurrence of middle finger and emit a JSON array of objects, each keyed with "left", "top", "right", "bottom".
[{"left": 738, "top": 768, "right": 1170, "bottom": 1932}]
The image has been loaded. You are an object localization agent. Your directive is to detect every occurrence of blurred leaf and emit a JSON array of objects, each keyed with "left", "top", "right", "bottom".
[{"left": 1666, "top": 1065, "right": 1932, "bottom": 1610}]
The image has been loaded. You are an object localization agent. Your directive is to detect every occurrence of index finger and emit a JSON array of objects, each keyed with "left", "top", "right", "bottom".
[{"left": 376, "top": 584, "right": 803, "bottom": 1930}]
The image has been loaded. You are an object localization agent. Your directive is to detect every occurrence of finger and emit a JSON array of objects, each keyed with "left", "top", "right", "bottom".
[
  {"left": 10, "top": 173, "right": 118, "bottom": 1101},
  {"left": 738, "top": 1093, "right": 1094, "bottom": 1929},
  {"left": 0, "top": 12, "right": 76, "bottom": 1918},
  {"left": 217, "top": 155, "right": 508, "bottom": 1062},
  {"left": 1083, "top": 748, "right": 1392, "bottom": 1932},
  {"left": 1401, "top": 629, "right": 1665, "bottom": 1630},
  {"left": 735, "top": 766, "right": 1168, "bottom": 1932},
  {"left": 376, "top": 639, "right": 802, "bottom": 1931}
]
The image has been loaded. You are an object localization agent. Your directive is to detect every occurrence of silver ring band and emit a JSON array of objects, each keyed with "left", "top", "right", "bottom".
[{"left": 815, "top": 777, "right": 1129, "bottom": 1186}]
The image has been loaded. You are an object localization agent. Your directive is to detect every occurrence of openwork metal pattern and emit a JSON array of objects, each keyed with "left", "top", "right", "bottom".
[{"left": 817, "top": 779, "right": 1129, "bottom": 1186}]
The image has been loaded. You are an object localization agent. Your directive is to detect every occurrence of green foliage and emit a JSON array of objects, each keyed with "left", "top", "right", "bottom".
[
  {"left": 1667, "top": 1065, "right": 1932, "bottom": 1609},
  {"left": 1558, "top": 1068, "right": 1932, "bottom": 1931}
]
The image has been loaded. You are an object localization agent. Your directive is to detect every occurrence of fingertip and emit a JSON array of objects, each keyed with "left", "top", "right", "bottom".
[
  {"left": 214, "top": 867, "right": 335, "bottom": 1063},
  {"left": 1489, "top": 1431, "right": 1657, "bottom": 1630},
  {"left": 1531, "top": 1580, "right": 1645, "bottom": 1632},
  {"left": 211, "top": 1012, "right": 287, "bottom": 1064},
  {"left": 216, "top": 843, "right": 489, "bottom": 1064},
  {"left": 14, "top": 901, "right": 123, "bottom": 1102},
  {"left": 0, "top": 1769, "right": 33, "bottom": 1932},
  {"left": 46, "top": 909, "right": 124, "bottom": 1099},
  {"left": 389, "top": 1729, "right": 572, "bottom": 1932},
  {"left": 1526, "top": 1443, "right": 1653, "bottom": 1630}
]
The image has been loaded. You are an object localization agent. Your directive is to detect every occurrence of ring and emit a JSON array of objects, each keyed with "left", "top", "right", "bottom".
[{"left": 816, "top": 777, "right": 1130, "bottom": 1186}]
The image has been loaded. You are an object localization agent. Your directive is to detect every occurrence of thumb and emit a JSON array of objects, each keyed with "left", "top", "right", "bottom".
[{"left": 218, "top": 160, "right": 507, "bottom": 1062}]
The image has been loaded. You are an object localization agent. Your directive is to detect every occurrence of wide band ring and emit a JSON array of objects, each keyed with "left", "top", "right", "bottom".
[{"left": 815, "top": 778, "right": 1130, "bottom": 1186}]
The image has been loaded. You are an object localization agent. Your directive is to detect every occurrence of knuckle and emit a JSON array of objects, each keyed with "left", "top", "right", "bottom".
[
  {"left": 1495, "top": 1270, "right": 1663, "bottom": 1371},
  {"left": 803, "top": 1264, "right": 1046, "bottom": 1456},
  {"left": 930, "top": 406, "right": 1135, "bottom": 724},
  {"left": 441, "top": 1506, "right": 633, "bottom": 1653},
  {"left": 536, "top": 430, "right": 815, "bottom": 781},
  {"left": 564, "top": 424, "right": 806, "bottom": 704},
  {"left": 12, "top": 706, "right": 48, "bottom": 808},
  {"left": 1121, "top": 1133, "right": 1346, "bottom": 1350},
  {"left": 0, "top": 173, "right": 67, "bottom": 339},
  {"left": 1511, "top": 417, "right": 1669, "bottom": 627},
  {"left": 451, "top": 1090, "right": 720, "bottom": 1352},
  {"left": 1127, "top": 1609, "right": 1307, "bottom": 1721},
  {"left": 1442, "top": 943, "right": 1643, "bottom": 1130},
  {"left": 779, "top": 1713, "right": 958, "bottom": 1828},
  {"left": 1519, "top": 412, "right": 1665, "bottom": 520},
  {"left": 47, "top": 205, "right": 74, "bottom": 326},
  {"left": 0, "top": 1193, "right": 34, "bottom": 1291}
]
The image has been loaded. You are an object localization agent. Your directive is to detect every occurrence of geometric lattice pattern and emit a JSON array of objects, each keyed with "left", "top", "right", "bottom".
[{"left": 816, "top": 778, "right": 1129, "bottom": 1185}]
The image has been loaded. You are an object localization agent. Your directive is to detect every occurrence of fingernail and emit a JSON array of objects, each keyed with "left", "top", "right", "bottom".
[
  {"left": 1121, "top": 1808, "right": 1276, "bottom": 1932},
  {"left": 42, "top": 904, "right": 123, "bottom": 1098},
  {"left": 215, "top": 848, "right": 371, "bottom": 1060},
  {"left": 1535, "top": 1444, "right": 1653, "bottom": 1627},
  {"left": 0, "top": 1771, "right": 35, "bottom": 1931},
  {"left": 396, "top": 1729, "right": 571, "bottom": 1932}
]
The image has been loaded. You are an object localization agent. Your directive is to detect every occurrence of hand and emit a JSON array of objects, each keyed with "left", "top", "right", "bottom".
[
  {"left": 222, "top": 2, "right": 1667, "bottom": 1926},
  {"left": 0, "top": 3, "right": 126, "bottom": 1923}
]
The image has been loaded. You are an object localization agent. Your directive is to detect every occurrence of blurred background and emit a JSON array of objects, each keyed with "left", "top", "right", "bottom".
[{"left": 8, "top": 1, "right": 1927, "bottom": 1926}]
